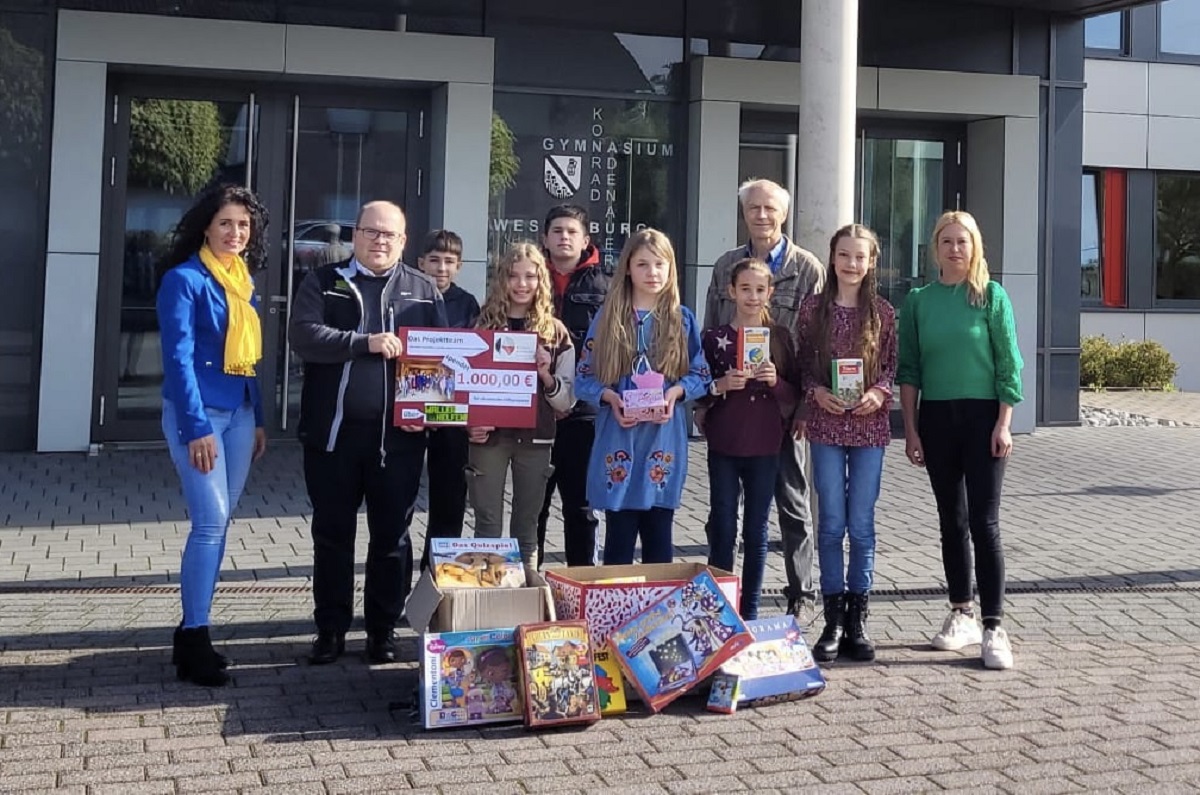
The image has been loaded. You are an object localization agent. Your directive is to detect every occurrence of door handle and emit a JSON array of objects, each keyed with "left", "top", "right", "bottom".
[{"left": 269, "top": 295, "right": 289, "bottom": 303}]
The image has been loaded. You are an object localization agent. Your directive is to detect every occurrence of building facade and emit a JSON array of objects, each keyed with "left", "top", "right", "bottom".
[
  {"left": 0, "top": 0, "right": 1145, "bottom": 452},
  {"left": 1081, "top": 0, "right": 1200, "bottom": 390}
]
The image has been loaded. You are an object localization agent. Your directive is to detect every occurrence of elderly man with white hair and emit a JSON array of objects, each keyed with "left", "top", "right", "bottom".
[{"left": 699, "top": 178, "right": 826, "bottom": 623}]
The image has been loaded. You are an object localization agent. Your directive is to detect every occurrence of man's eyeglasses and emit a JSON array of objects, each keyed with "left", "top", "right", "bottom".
[{"left": 357, "top": 227, "right": 402, "bottom": 243}]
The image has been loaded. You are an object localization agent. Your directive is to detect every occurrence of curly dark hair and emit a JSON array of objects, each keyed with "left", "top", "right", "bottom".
[{"left": 163, "top": 184, "right": 270, "bottom": 275}]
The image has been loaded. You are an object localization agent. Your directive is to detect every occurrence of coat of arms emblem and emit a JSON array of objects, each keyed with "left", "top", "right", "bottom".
[{"left": 543, "top": 155, "right": 582, "bottom": 199}]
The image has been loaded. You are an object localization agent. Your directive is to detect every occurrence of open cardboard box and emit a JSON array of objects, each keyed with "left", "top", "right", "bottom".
[
  {"left": 407, "top": 565, "right": 556, "bottom": 634},
  {"left": 543, "top": 562, "right": 739, "bottom": 645}
]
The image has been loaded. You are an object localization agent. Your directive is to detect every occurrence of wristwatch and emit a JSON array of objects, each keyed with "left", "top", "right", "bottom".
[{"left": 708, "top": 380, "right": 723, "bottom": 397}]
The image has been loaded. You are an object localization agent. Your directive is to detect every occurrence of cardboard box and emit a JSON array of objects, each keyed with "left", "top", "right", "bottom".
[
  {"left": 516, "top": 620, "right": 602, "bottom": 728},
  {"left": 407, "top": 567, "right": 555, "bottom": 634},
  {"left": 608, "top": 570, "right": 752, "bottom": 714},
  {"left": 545, "top": 563, "right": 740, "bottom": 646},
  {"left": 705, "top": 616, "right": 826, "bottom": 714},
  {"left": 700, "top": 614, "right": 825, "bottom": 715},
  {"left": 420, "top": 628, "right": 523, "bottom": 729},
  {"left": 430, "top": 537, "right": 526, "bottom": 589}
]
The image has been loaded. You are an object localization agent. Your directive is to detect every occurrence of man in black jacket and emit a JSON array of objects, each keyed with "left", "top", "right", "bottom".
[
  {"left": 289, "top": 201, "right": 447, "bottom": 665},
  {"left": 535, "top": 205, "right": 611, "bottom": 567}
]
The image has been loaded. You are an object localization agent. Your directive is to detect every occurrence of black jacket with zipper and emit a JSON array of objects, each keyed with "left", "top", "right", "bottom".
[
  {"left": 548, "top": 244, "right": 611, "bottom": 421},
  {"left": 289, "top": 259, "right": 447, "bottom": 454}
]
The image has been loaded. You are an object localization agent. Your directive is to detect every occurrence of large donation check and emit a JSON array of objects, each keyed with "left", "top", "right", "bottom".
[{"left": 393, "top": 327, "right": 540, "bottom": 428}]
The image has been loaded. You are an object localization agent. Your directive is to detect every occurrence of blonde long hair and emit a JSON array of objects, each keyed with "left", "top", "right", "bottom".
[
  {"left": 590, "top": 229, "right": 688, "bottom": 383},
  {"left": 932, "top": 211, "right": 991, "bottom": 308},
  {"left": 477, "top": 242, "right": 560, "bottom": 344}
]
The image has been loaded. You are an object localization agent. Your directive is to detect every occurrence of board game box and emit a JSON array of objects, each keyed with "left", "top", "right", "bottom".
[
  {"left": 430, "top": 538, "right": 526, "bottom": 589},
  {"left": 706, "top": 615, "right": 826, "bottom": 714},
  {"left": 592, "top": 641, "right": 627, "bottom": 715},
  {"left": 516, "top": 620, "right": 602, "bottom": 728},
  {"left": 608, "top": 570, "right": 752, "bottom": 713},
  {"left": 420, "top": 628, "right": 522, "bottom": 729}
]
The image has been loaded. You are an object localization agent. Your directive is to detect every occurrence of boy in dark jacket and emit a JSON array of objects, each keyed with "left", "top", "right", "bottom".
[{"left": 415, "top": 230, "right": 481, "bottom": 570}]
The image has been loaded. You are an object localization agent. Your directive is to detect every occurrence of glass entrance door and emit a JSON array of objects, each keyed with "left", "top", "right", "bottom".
[
  {"left": 271, "top": 99, "right": 416, "bottom": 433},
  {"left": 94, "top": 82, "right": 425, "bottom": 443}
]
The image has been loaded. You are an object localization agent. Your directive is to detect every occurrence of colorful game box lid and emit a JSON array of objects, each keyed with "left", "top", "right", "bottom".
[
  {"left": 420, "top": 628, "right": 523, "bottom": 729},
  {"left": 706, "top": 615, "right": 826, "bottom": 714},
  {"left": 608, "top": 570, "right": 752, "bottom": 713},
  {"left": 592, "top": 642, "right": 627, "bottom": 715},
  {"left": 431, "top": 538, "right": 526, "bottom": 589},
  {"left": 516, "top": 620, "right": 602, "bottom": 728}
]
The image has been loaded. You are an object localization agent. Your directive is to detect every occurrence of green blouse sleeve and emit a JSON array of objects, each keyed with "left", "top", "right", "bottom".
[
  {"left": 987, "top": 282, "right": 1024, "bottom": 405},
  {"left": 896, "top": 289, "right": 922, "bottom": 388}
]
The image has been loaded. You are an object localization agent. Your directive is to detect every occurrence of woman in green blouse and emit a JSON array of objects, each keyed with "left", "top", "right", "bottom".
[{"left": 897, "top": 211, "right": 1023, "bottom": 671}]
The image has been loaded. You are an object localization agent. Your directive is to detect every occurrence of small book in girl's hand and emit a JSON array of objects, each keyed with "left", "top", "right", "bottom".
[
  {"left": 622, "top": 369, "right": 666, "bottom": 422},
  {"left": 738, "top": 327, "right": 771, "bottom": 371},
  {"left": 832, "top": 358, "right": 865, "bottom": 406}
]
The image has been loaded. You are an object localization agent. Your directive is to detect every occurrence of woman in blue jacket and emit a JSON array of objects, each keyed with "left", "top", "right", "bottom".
[{"left": 157, "top": 184, "right": 269, "bottom": 687}]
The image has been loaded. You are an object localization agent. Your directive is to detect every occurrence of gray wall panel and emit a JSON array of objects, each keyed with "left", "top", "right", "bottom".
[{"left": 1125, "top": 170, "right": 1155, "bottom": 310}]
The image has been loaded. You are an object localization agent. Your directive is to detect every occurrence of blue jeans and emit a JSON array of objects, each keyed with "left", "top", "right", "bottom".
[
  {"left": 810, "top": 443, "right": 885, "bottom": 596},
  {"left": 603, "top": 508, "right": 674, "bottom": 565},
  {"left": 706, "top": 451, "right": 779, "bottom": 620},
  {"left": 163, "top": 399, "right": 256, "bottom": 628}
]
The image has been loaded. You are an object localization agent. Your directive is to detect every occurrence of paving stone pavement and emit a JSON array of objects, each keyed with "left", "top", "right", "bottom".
[{"left": 3, "top": 424, "right": 1200, "bottom": 793}]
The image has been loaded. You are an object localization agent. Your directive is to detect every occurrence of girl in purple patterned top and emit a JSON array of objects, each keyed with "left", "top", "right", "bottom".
[{"left": 796, "top": 224, "right": 897, "bottom": 663}]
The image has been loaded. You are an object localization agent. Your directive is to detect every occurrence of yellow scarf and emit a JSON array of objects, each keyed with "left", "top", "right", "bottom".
[{"left": 198, "top": 244, "right": 261, "bottom": 377}]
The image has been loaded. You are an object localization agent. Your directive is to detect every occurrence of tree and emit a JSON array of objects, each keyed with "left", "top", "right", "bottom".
[
  {"left": 490, "top": 112, "right": 520, "bottom": 198},
  {"left": 128, "top": 99, "right": 226, "bottom": 195}
]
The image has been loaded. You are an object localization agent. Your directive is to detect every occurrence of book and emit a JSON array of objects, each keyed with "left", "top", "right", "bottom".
[
  {"left": 738, "top": 327, "right": 771, "bottom": 371},
  {"left": 832, "top": 357, "right": 865, "bottom": 405},
  {"left": 420, "top": 628, "right": 523, "bottom": 729},
  {"left": 431, "top": 538, "right": 526, "bottom": 589},
  {"left": 516, "top": 620, "right": 602, "bottom": 728}
]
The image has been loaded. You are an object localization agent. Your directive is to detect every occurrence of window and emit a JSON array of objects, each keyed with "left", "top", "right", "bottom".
[
  {"left": 1160, "top": 0, "right": 1200, "bottom": 57},
  {"left": 1082, "top": 172, "right": 1102, "bottom": 300},
  {"left": 488, "top": 94, "right": 680, "bottom": 267},
  {"left": 688, "top": 0, "right": 800, "bottom": 62},
  {"left": 1082, "top": 170, "right": 1127, "bottom": 307},
  {"left": 1085, "top": 11, "right": 1124, "bottom": 52},
  {"left": 1156, "top": 173, "right": 1200, "bottom": 301}
]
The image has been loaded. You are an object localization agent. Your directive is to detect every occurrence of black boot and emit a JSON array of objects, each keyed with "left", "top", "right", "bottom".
[
  {"left": 840, "top": 593, "right": 876, "bottom": 662},
  {"left": 172, "top": 625, "right": 229, "bottom": 670},
  {"left": 813, "top": 594, "right": 845, "bottom": 663},
  {"left": 174, "top": 626, "right": 230, "bottom": 687}
]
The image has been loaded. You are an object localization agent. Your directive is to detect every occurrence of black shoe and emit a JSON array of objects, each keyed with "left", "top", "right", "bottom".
[
  {"left": 813, "top": 594, "right": 845, "bottom": 663},
  {"left": 366, "top": 630, "right": 398, "bottom": 664},
  {"left": 309, "top": 631, "right": 346, "bottom": 665},
  {"left": 840, "top": 593, "right": 876, "bottom": 662},
  {"left": 173, "top": 625, "right": 229, "bottom": 670},
  {"left": 787, "top": 596, "right": 818, "bottom": 627},
  {"left": 174, "top": 626, "right": 230, "bottom": 687}
]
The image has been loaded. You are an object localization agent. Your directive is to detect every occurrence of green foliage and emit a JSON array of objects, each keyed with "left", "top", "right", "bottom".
[
  {"left": 489, "top": 112, "right": 520, "bottom": 197},
  {"left": 0, "top": 28, "right": 45, "bottom": 168},
  {"left": 1079, "top": 335, "right": 1178, "bottom": 389},
  {"left": 1155, "top": 175, "right": 1200, "bottom": 299},
  {"left": 128, "top": 99, "right": 226, "bottom": 194}
]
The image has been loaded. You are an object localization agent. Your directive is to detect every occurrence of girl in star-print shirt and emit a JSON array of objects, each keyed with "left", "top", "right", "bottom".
[{"left": 700, "top": 258, "right": 798, "bottom": 619}]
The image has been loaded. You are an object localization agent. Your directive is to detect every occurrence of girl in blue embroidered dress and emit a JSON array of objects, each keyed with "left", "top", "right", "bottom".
[{"left": 575, "top": 229, "right": 711, "bottom": 565}]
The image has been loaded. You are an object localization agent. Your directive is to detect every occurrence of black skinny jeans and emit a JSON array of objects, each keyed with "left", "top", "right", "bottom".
[{"left": 918, "top": 399, "right": 1007, "bottom": 619}]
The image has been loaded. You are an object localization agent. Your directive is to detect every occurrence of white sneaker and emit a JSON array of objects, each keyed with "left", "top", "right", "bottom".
[
  {"left": 930, "top": 609, "right": 983, "bottom": 651},
  {"left": 981, "top": 628, "right": 1015, "bottom": 670}
]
